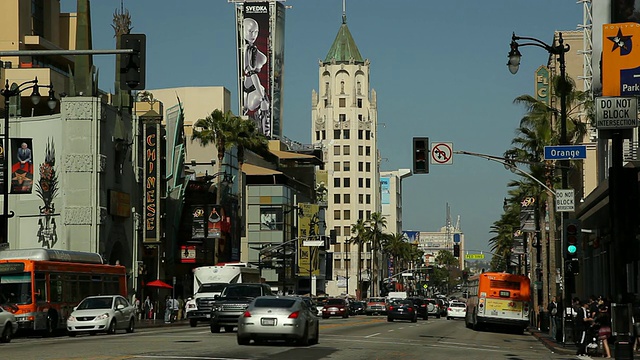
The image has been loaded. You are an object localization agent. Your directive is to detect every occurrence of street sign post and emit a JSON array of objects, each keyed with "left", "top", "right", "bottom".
[
  {"left": 556, "top": 189, "right": 575, "bottom": 212},
  {"left": 595, "top": 96, "right": 638, "bottom": 130},
  {"left": 464, "top": 254, "right": 485, "bottom": 260},
  {"left": 430, "top": 142, "right": 453, "bottom": 165},
  {"left": 544, "top": 145, "right": 587, "bottom": 160}
]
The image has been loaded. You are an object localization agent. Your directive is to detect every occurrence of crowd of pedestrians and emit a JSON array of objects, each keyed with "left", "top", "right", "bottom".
[{"left": 130, "top": 294, "right": 186, "bottom": 323}]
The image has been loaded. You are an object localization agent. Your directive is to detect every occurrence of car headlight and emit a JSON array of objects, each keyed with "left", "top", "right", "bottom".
[
  {"left": 95, "top": 313, "right": 110, "bottom": 320},
  {"left": 187, "top": 304, "right": 196, "bottom": 309},
  {"left": 68, "top": 315, "right": 76, "bottom": 321}
]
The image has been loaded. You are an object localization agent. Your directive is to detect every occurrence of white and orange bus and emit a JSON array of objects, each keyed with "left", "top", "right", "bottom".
[
  {"left": 0, "top": 248, "right": 126, "bottom": 334},
  {"left": 464, "top": 272, "right": 531, "bottom": 332}
]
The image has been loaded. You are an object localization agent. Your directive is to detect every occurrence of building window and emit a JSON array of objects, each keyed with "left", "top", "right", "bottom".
[
  {"left": 335, "top": 243, "right": 342, "bottom": 252},
  {"left": 334, "top": 226, "right": 341, "bottom": 237},
  {"left": 366, "top": 130, "right": 371, "bottom": 140},
  {"left": 334, "top": 130, "right": 341, "bottom": 139},
  {"left": 357, "top": 98, "right": 363, "bottom": 108},
  {"left": 334, "top": 178, "right": 340, "bottom": 187},
  {"left": 358, "top": 162, "right": 363, "bottom": 171},
  {"left": 343, "top": 161, "right": 350, "bottom": 171},
  {"left": 343, "top": 145, "right": 350, "bottom": 155},
  {"left": 358, "top": 130, "right": 363, "bottom": 139},
  {"left": 366, "top": 146, "right": 371, "bottom": 156},
  {"left": 366, "top": 210, "right": 371, "bottom": 219},
  {"left": 343, "top": 241, "right": 349, "bottom": 252},
  {"left": 340, "top": 81, "right": 345, "bottom": 94},
  {"left": 358, "top": 194, "right": 364, "bottom": 204},
  {"left": 358, "top": 146, "right": 363, "bottom": 156},
  {"left": 260, "top": 207, "right": 283, "bottom": 230},
  {"left": 325, "top": 82, "right": 330, "bottom": 96},
  {"left": 366, "top": 162, "right": 371, "bottom": 172},
  {"left": 366, "top": 179, "right": 371, "bottom": 188},
  {"left": 339, "top": 98, "right": 346, "bottom": 107},
  {"left": 334, "top": 145, "right": 340, "bottom": 156},
  {"left": 343, "top": 130, "right": 350, "bottom": 139},
  {"left": 321, "top": 130, "right": 326, "bottom": 139},
  {"left": 324, "top": 99, "right": 328, "bottom": 107},
  {"left": 334, "top": 210, "right": 341, "bottom": 220},
  {"left": 339, "top": 114, "right": 347, "bottom": 122},
  {"left": 344, "top": 194, "right": 351, "bottom": 204},
  {"left": 334, "top": 194, "right": 341, "bottom": 204},
  {"left": 344, "top": 210, "right": 351, "bottom": 220},
  {"left": 316, "top": 131, "right": 321, "bottom": 141},
  {"left": 334, "top": 161, "right": 340, "bottom": 171},
  {"left": 358, "top": 178, "right": 363, "bottom": 187},
  {"left": 359, "top": 210, "right": 364, "bottom": 219},
  {"left": 32, "top": 0, "right": 45, "bottom": 37},
  {"left": 344, "top": 178, "right": 351, "bottom": 187},
  {"left": 358, "top": 114, "right": 363, "bottom": 121},
  {"left": 344, "top": 226, "right": 351, "bottom": 238},
  {"left": 366, "top": 194, "right": 371, "bottom": 204}
]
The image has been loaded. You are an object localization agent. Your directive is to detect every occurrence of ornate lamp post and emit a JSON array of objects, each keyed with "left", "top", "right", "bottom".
[{"left": 0, "top": 77, "right": 56, "bottom": 246}]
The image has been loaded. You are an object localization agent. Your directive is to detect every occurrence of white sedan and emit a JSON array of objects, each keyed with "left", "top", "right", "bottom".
[
  {"left": 447, "top": 302, "right": 467, "bottom": 320},
  {"left": 67, "top": 295, "right": 136, "bottom": 336},
  {"left": 0, "top": 306, "right": 18, "bottom": 343}
]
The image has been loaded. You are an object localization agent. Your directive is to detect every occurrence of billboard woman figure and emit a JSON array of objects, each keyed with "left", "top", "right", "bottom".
[{"left": 242, "top": 17, "right": 270, "bottom": 137}]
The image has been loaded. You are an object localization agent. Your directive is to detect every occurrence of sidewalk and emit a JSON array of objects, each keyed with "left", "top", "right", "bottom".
[
  {"left": 529, "top": 327, "right": 577, "bottom": 356},
  {"left": 136, "top": 318, "right": 190, "bottom": 329}
]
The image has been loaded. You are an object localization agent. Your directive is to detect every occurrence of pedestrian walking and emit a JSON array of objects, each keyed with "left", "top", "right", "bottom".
[
  {"left": 177, "top": 297, "right": 185, "bottom": 321},
  {"left": 143, "top": 296, "right": 153, "bottom": 320},
  {"left": 595, "top": 303, "right": 612, "bottom": 358},
  {"left": 548, "top": 296, "right": 559, "bottom": 340},
  {"left": 164, "top": 295, "right": 173, "bottom": 323},
  {"left": 576, "top": 299, "right": 594, "bottom": 357}
]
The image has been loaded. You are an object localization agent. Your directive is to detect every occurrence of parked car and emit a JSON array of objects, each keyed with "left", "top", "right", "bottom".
[
  {"left": 365, "top": 297, "right": 387, "bottom": 315},
  {"left": 349, "top": 301, "right": 366, "bottom": 315},
  {"left": 387, "top": 299, "right": 418, "bottom": 323},
  {"left": 322, "top": 298, "right": 349, "bottom": 319},
  {"left": 237, "top": 296, "right": 319, "bottom": 346},
  {"left": 425, "top": 298, "right": 441, "bottom": 318},
  {"left": 407, "top": 297, "right": 428, "bottom": 320},
  {"left": 0, "top": 307, "right": 18, "bottom": 343},
  {"left": 66, "top": 295, "right": 136, "bottom": 336},
  {"left": 447, "top": 301, "right": 467, "bottom": 320}
]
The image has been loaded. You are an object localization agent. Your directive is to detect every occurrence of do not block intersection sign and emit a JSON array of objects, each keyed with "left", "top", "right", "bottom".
[{"left": 555, "top": 189, "right": 575, "bottom": 212}]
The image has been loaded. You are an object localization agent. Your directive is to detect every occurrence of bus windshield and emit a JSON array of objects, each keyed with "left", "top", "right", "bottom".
[{"left": 0, "top": 273, "right": 32, "bottom": 305}]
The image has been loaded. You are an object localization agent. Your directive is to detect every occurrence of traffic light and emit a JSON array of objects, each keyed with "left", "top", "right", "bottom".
[
  {"left": 120, "top": 34, "right": 146, "bottom": 90},
  {"left": 453, "top": 244, "right": 460, "bottom": 257},
  {"left": 413, "top": 137, "right": 429, "bottom": 174},
  {"left": 564, "top": 219, "right": 581, "bottom": 259}
]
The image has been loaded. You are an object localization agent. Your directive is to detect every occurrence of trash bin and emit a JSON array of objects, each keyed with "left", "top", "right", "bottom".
[
  {"left": 540, "top": 311, "right": 549, "bottom": 332},
  {"left": 612, "top": 303, "right": 634, "bottom": 360}
]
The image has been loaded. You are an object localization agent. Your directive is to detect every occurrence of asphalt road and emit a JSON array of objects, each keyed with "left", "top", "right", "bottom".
[{"left": 2, "top": 315, "right": 581, "bottom": 360}]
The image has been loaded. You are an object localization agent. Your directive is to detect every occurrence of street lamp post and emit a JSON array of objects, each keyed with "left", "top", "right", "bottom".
[
  {"left": 508, "top": 32, "right": 570, "bottom": 341},
  {"left": 0, "top": 77, "right": 56, "bottom": 246}
]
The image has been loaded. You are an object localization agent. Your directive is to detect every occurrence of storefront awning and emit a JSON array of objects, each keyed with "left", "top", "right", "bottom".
[{"left": 243, "top": 163, "right": 282, "bottom": 176}]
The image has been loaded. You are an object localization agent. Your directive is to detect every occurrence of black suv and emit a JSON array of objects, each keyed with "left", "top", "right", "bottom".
[
  {"left": 407, "top": 297, "right": 428, "bottom": 320},
  {"left": 209, "top": 283, "right": 273, "bottom": 333}
]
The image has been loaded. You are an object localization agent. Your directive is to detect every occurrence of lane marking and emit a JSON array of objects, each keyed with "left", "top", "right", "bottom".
[{"left": 365, "top": 332, "right": 381, "bottom": 338}]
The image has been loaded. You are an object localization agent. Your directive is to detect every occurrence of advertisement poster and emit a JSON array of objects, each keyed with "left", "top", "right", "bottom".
[
  {"left": 144, "top": 124, "right": 159, "bottom": 242},
  {"left": 11, "top": 138, "right": 34, "bottom": 194},
  {"left": 297, "top": 203, "right": 320, "bottom": 277},
  {"left": 315, "top": 169, "right": 328, "bottom": 204},
  {"left": 240, "top": 2, "right": 272, "bottom": 137},
  {"left": 602, "top": 22, "right": 640, "bottom": 96},
  {"left": 271, "top": 2, "right": 285, "bottom": 138},
  {"left": 191, "top": 205, "right": 206, "bottom": 239},
  {"left": 381, "top": 177, "right": 390, "bottom": 204}
]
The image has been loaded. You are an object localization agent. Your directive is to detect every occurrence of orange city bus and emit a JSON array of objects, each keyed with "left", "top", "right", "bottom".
[
  {"left": 464, "top": 272, "right": 531, "bottom": 332},
  {"left": 0, "top": 248, "right": 126, "bottom": 334}
]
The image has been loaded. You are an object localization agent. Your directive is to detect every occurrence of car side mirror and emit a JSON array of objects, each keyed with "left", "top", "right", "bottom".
[
  {"left": 73, "top": 306, "right": 77, "bottom": 311},
  {"left": 214, "top": 295, "right": 220, "bottom": 299},
  {"left": 117, "top": 304, "right": 125, "bottom": 310}
]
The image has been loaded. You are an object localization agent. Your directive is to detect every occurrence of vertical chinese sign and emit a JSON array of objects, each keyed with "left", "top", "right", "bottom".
[{"left": 144, "top": 123, "right": 160, "bottom": 243}]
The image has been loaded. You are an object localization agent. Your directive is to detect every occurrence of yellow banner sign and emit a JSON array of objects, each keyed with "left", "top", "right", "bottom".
[{"left": 465, "top": 254, "right": 485, "bottom": 260}]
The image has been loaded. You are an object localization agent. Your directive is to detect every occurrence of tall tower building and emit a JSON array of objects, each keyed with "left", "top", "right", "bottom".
[{"left": 312, "top": 9, "right": 380, "bottom": 298}]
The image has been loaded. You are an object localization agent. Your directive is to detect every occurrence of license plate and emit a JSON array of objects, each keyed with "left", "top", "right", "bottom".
[
  {"left": 206, "top": 314, "right": 210, "bottom": 318},
  {"left": 399, "top": 309, "right": 403, "bottom": 312},
  {"left": 261, "top": 318, "right": 276, "bottom": 326},
  {"left": 331, "top": 312, "right": 336, "bottom": 315}
]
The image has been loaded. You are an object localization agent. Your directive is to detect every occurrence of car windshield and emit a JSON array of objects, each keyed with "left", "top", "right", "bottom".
[
  {"left": 199, "top": 283, "right": 227, "bottom": 293},
  {"left": 368, "top": 298, "right": 384, "bottom": 303},
  {"left": 254, "top": 298, "right": 296, "bottom": 308},
  {"left": 451, "top": 303, "right": 466, "bottom": 308},
  {"left": 223, "top": 286, "right": 263, "bottom": 298},
  {"left": 77, "top": 297, "right": 113, "bottom": 310},
  {"left": 326, "top": 299, "right": 344, "bottom": 305},
  {"left": 0, "top": 273, "right": 31, "bottom": 305},
  {"left": 391, "top": 300, "right": 412, "bottom": 306}
]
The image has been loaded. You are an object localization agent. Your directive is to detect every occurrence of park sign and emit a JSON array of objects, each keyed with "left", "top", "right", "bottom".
[{"left": 595, "top": 96, "right": 638, "bottom": 129}]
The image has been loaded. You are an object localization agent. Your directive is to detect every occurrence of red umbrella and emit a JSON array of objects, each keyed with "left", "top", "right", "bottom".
[{"left": 145, "top": 279, "right": 173, "bottom": 289}]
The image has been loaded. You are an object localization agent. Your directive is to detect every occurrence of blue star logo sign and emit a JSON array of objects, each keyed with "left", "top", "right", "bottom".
[{"left": 608, "top": 28, "right": 632, "bottom": 55}]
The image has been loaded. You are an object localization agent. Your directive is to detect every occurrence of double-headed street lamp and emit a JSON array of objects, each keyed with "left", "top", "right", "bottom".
[{"left": 0, "top": 77, "right": 56, "bottom": 245}]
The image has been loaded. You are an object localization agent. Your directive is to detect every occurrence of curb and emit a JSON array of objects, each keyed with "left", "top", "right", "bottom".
[
  {"left": 136, "top": 320, "right": 190, "bottom": 329},
  {"left": 529, "top": 329, "right": 576, "bottom": 355}
]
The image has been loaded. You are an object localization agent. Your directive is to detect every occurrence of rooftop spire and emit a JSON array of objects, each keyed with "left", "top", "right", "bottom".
[{"left": 324, "top": 0, "right": 363, "bottom": 64}]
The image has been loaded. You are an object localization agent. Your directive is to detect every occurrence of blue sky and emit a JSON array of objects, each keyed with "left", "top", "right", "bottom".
[{"left": 60, "top": 0, "right": 583, "bottom": 256}]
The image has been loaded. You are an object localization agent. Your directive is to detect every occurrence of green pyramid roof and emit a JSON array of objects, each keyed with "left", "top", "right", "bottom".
[{"left": 324, "top": 16, "right": 363, "bottom": 64}]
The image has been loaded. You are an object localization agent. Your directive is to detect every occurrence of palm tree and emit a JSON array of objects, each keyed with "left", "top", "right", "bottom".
[
  {"left": 350, "top": 219, "right": 368, "bottom": 299},
  {"left": 367, "top": 212, "right": 387, "bottom": 297}
]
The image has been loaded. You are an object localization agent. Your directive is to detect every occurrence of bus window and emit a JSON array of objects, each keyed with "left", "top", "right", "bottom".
[
  {"left": 0, "top": 273, "right": 32, "bottom": 305},
  {"left": 35, "top": 272, "right": 46, "bottom": 303},
  {"left": 50, "top": 274, "right": 63, "bottom": 302}
]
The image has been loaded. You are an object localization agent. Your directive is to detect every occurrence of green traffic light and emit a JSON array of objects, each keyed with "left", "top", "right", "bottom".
[{"left": 567, "top": 244, "right": 577, "bottom": 254}]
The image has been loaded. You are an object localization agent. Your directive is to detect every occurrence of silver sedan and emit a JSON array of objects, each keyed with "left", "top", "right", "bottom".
[
  {"left": 237, "top": 296, "right": 319, "bottom": 346},
  {"left": 0, "top": 306, "right": 18, "bottom": 343}
]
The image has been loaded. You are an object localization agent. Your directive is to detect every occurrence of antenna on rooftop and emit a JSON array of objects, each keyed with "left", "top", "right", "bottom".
[{"left": 342, "top": 0, "right": 347, "bottom": 24}]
